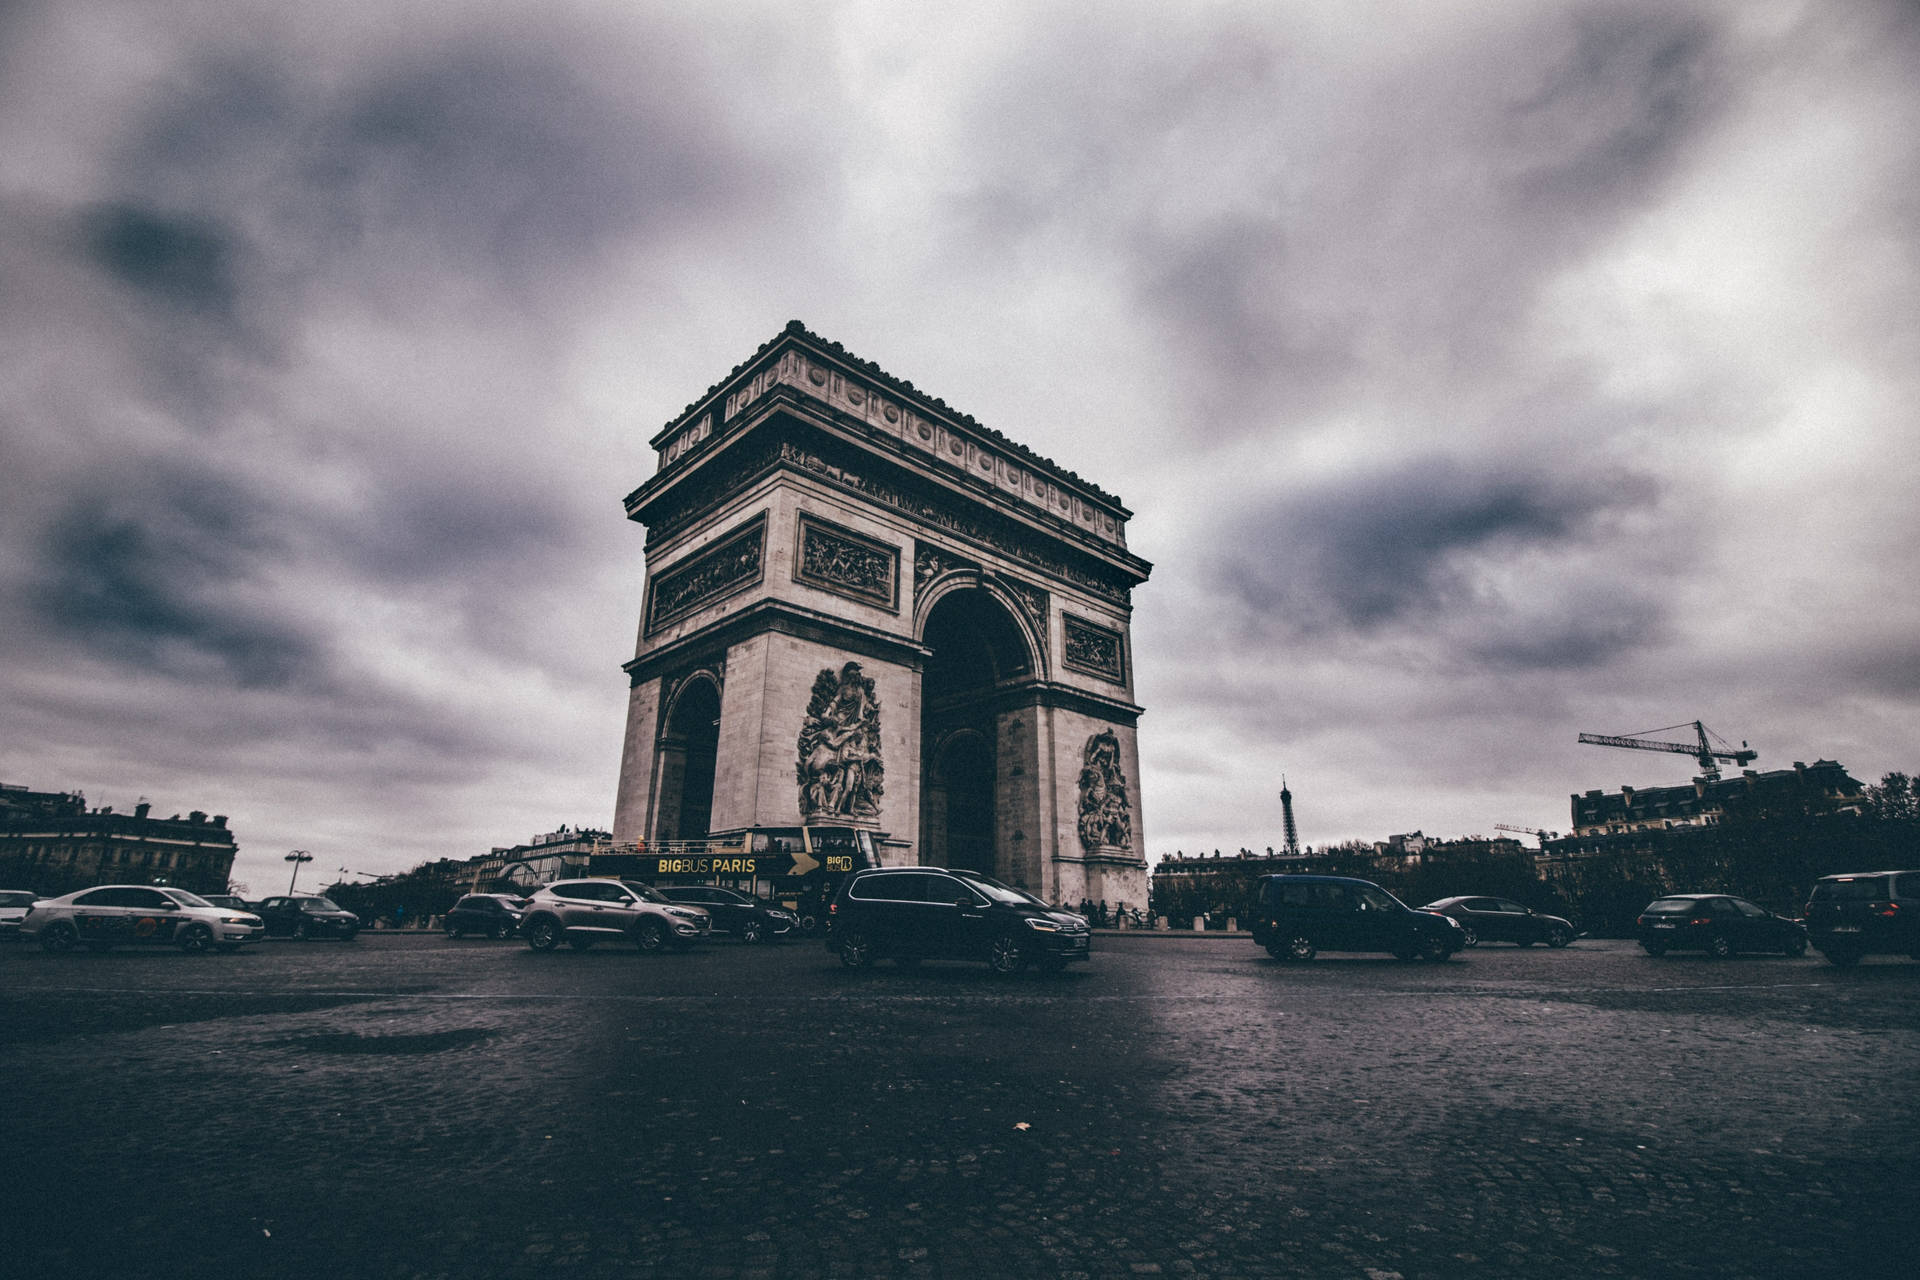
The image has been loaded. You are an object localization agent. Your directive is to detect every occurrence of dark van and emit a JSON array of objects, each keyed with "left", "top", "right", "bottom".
[{"left": 1249, "top": 874, "right": 1464, "bottom": 962}]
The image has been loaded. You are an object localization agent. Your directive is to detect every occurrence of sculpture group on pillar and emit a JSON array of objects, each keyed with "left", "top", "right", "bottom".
[
  {"left": 1077, "top": 729, "right": 1132, "bottom": 851},
  {"left": 797, "top": 662, "right": 885, "bottom": 821}
]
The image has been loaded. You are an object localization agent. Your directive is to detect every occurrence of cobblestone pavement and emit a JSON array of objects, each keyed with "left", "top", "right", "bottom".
[{"left": 2, "top": 932, "right": 1915, "bottom": 1279}]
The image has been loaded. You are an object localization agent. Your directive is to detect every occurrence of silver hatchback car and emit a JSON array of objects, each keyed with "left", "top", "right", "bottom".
[
  {"left": 23, "top": 884, "right": 264, "bottom": 954},
  {"left": 518, "top": 879, "right": 711, "bottom": 953}
]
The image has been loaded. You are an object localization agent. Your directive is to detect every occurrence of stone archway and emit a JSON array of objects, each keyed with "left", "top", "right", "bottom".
[
  {"left": 919, "top": 587, "right": 1036, "bottom": 880},
  {"left": 655, "top": 676, "right": 721, "bottom": 840}
]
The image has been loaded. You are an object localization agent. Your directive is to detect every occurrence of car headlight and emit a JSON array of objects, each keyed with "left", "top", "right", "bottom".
[
  {"left": 665, "top": 907, "right": 701, "bottom": 920},
  {"left": 1024, "top": 918, "right": 1060, "bottom": 932}
]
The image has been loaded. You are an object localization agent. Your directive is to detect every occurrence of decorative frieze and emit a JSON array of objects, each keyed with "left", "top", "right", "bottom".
[
  {"left": 779, "top": 441, "right": 1135, "bottom": 605},
  {"left": 795, "top": 513, "right": 898, "bottom": 611},
  {"left": 645, "top": 515, "right": 766, "bottom": 635},
  {"left": 1062, "top": 613, "right": 1125, "bottom": 683},
  {"left": 654, "top": 331, "right": 1130, "bottom": 548}
]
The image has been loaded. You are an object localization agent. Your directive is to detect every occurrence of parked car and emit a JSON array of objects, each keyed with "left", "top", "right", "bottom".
[
  {"left": 655, "top": 885, "right": 796, "bottom": 942},
  {"left": 1417, "top": 896, "right": 1576, "bottom": 948},
  {"left": 826, "top": 866, "right": 1092, "bottom": 974},
  {"left": 1803, "top": 870, "right": 1920, "bottom": 965},
  {"left": 1635, "top": 894, "right": 1807, "bottom": 958},
  {"left": 20, "top": 884, "right": 264, "bottom": 953},
  {"left": 0, "top": 889, "right": 38, "bottom": 938},
  {"left": 518, "top": 879, "right": 711, "bottom": 953},
  {"left": 444, "top": 893, "right": 527, "bottom": 939},
  {"left": 253, "top": 894, "right": 362, "bottom": 940},
  {"left": 1249, "top": 874, "right": 1464, "bottom": 962}
]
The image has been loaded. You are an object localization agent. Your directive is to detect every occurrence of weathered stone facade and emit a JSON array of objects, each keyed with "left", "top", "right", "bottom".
[{"left": 613, "top": 323, "right": 1153, "bottom": 908}]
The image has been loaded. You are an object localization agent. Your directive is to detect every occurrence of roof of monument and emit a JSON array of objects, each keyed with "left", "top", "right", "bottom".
[{"left": 655, "top": 321, "right": 1126, "bottom": 511}]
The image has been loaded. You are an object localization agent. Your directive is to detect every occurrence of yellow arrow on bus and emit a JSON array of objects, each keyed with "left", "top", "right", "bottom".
[{"left": 790, "top": 846, "right": 818, "bottom": 877}]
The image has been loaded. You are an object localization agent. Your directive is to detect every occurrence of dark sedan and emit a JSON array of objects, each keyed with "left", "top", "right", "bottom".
[
  {"left": 1418, "top": 896, "right": 1575, "bottom": 948},
  {"left": 444, "top": 893, "right": 526, "bottom": 939},
  {"left": 253, "top": 893, "right": 361, "bottom": 940},
  {"left": 655, "top": 885, "right": 796, "bottom": 943},
  {"left": 1636, "top": 894, "right": 1807, "bottom": 958}
]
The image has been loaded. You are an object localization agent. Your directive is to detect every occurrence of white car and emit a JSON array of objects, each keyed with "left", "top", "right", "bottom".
[
  {"left": 22, "top": 884, "right": 265, "bottom": 954},
  {"left": 0, "top": 889, "right": 37, "bottom": 937}
]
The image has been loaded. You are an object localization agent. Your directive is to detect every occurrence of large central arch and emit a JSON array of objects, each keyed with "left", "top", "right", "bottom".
[{"left": 918, "top": 584, "right": 1039, "bottom": 883}]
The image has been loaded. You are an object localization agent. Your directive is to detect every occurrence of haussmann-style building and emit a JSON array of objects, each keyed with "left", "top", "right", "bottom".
[
  {"left": 611, "top": 323, "right": 1153, "bottom": 909},
  {"left": 0, "top": 783, "right": 238, "bottom": 897}
]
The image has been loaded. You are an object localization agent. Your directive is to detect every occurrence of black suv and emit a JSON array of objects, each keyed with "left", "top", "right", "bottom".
[
  {"left": 827, "top": 867, "right": 1091, "bottom": 974},
  {"left": 655, "top": 886, "right": 796, "bottom": 942},
  {"left": 1249, "top": 875, "right": 1464, "bottom": 962},
  {"left": 253, "top": 894, "right": 361, "bottom": 940},
  {"left": 1803, "top": 871, "right": 1920, "bottom": 965},
  {"left": 444, "top": 893, "right": 526, "bottom": 939}
]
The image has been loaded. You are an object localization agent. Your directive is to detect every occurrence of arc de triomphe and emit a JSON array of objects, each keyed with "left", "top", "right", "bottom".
[{"left": 611, "top": 323, "right": 1153, "bottom": 909}]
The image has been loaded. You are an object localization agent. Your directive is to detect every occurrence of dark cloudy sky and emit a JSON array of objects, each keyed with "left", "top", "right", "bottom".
[{"left": 4, "top": 1, "right": 1915, "bottom": 894}]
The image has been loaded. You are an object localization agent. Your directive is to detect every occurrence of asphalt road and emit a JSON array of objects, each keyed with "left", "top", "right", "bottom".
[{"left": 2, "top": 931, "right": 1916, "bottom": 1279}]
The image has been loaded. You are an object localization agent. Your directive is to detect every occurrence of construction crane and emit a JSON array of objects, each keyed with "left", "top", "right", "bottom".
[
  {"left": 1577, "top": 720, "right": 1756, "bottom": 782},
  {"left": 1494, "top": 824, "right": 1549, "bottom": 847}
]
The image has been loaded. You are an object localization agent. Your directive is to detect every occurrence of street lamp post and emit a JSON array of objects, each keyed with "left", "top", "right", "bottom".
[{"left": 285, "top": 849, "right": 313, "bottom": 893}]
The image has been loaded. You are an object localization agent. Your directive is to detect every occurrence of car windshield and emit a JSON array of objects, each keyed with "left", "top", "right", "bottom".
[
  {"left": 0, "top": 891, "right": 38, "bottom": 907},
  {"left": 163, "top": 889, "right": 213, "bottom": 908},
  {"left": 1418, "top": 900, "right": 1454, "bottom": 911},
  {"left": 623, "top": 882, "right": 669, "bottom": 903},
  {"left": 1811, "top": 878, "right": 1884, "bottom": 901},
  {"left": 301, "top": 897, "right": 343, "bottom": 912},
  {"left": 1643, "top": 898, "right": 1698, "bottom": 914},
  {"left": 952, "top": 873, "right": 1033, "bottom": 906}
]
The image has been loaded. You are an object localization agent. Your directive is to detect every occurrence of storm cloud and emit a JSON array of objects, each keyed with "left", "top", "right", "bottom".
[{"left": 2, "top": 0, "right": 1916, "bottom": 888}]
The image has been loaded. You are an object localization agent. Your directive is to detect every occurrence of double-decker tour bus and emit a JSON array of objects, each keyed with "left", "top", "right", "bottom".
[{"left": 587, "top": 826, "right": 877, "bottom": 934}]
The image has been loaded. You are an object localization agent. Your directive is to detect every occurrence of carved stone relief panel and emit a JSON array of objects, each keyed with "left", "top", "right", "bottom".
[
  {"left": 1062, "top": 613, "right": 1124, "bottom": 684},
  {"left": 1076, "top": 729, "right": 1133, "bottom": 852},
  {"left": 796, "top": 662, "right": 885, "bottom": 822},
  {"left": 794, "top": 513, "right": 899, "bottom": 611},
  {"left": 913, "top": 542, "right": 978, "bottom": 595},
  {"left": 1001, "top": 578, "right": 1050, "bottom": 643},
  {"left": 645, "top": 515, "right": 766, "bottom": 635}
]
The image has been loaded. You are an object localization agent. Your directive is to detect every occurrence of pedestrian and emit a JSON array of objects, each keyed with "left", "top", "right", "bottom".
[{"left": 1098, "top": 899, "right": 1109, "bottom": 927}]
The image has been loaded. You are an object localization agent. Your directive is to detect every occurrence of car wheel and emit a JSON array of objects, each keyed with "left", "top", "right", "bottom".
[
  {"left": 525, "top": 917, "right": 561, "bottom": 952},
  {"left": 1706, "top": 933, "right": 1733, "bottom": 959},
  {"left": 177, "top": 924, "right": 214, "bottom": 954},
  {"left": 491, "top": 921, "right": 512, "bottom": 940},
  {"left": 446, "top": 924, "right": 464, "bottom": 939},
  {"left": 1821, "top": 946, "right": 1861, "bottom": 967},
  {"left": 739, "top": 920, "right": 765, "bottom": 945},
  {"left": 1783, "top": 934, "right": 1807, "bottom": 958},
  {"left": 838, "top": 930, "right": 874, "bottom": 969},
  {"left": 1417, "top": 934, "right": 1451, "bottom": 962},
  {"left": 1282, "top": 934, "right": 1316, "bottom": 963},
  {"left": 1641, "top": 943, "right": 1667, "bottom": 957},
  {"left": 1459, "top": 926, "right": 1479, "bottom": 948},
  {"left": 291, "top": 920, "right": 309, "bottom": 941},
  {"left": 989, "top": 934, "right": 1027, "bottom": 975},
  {"left": 1548, "top": 926, "right": 1574, "bottom": 948},
  {"left": 635, "top": 920, "right": 668, "bottom": 954},
  {"left": 39, "top": 922, "right": 78, "bottom": 953}
]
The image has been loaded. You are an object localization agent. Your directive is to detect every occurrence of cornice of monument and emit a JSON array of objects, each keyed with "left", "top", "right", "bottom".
[{"left": 634, "top": 321, "right": 1136, "bottom": 535}]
